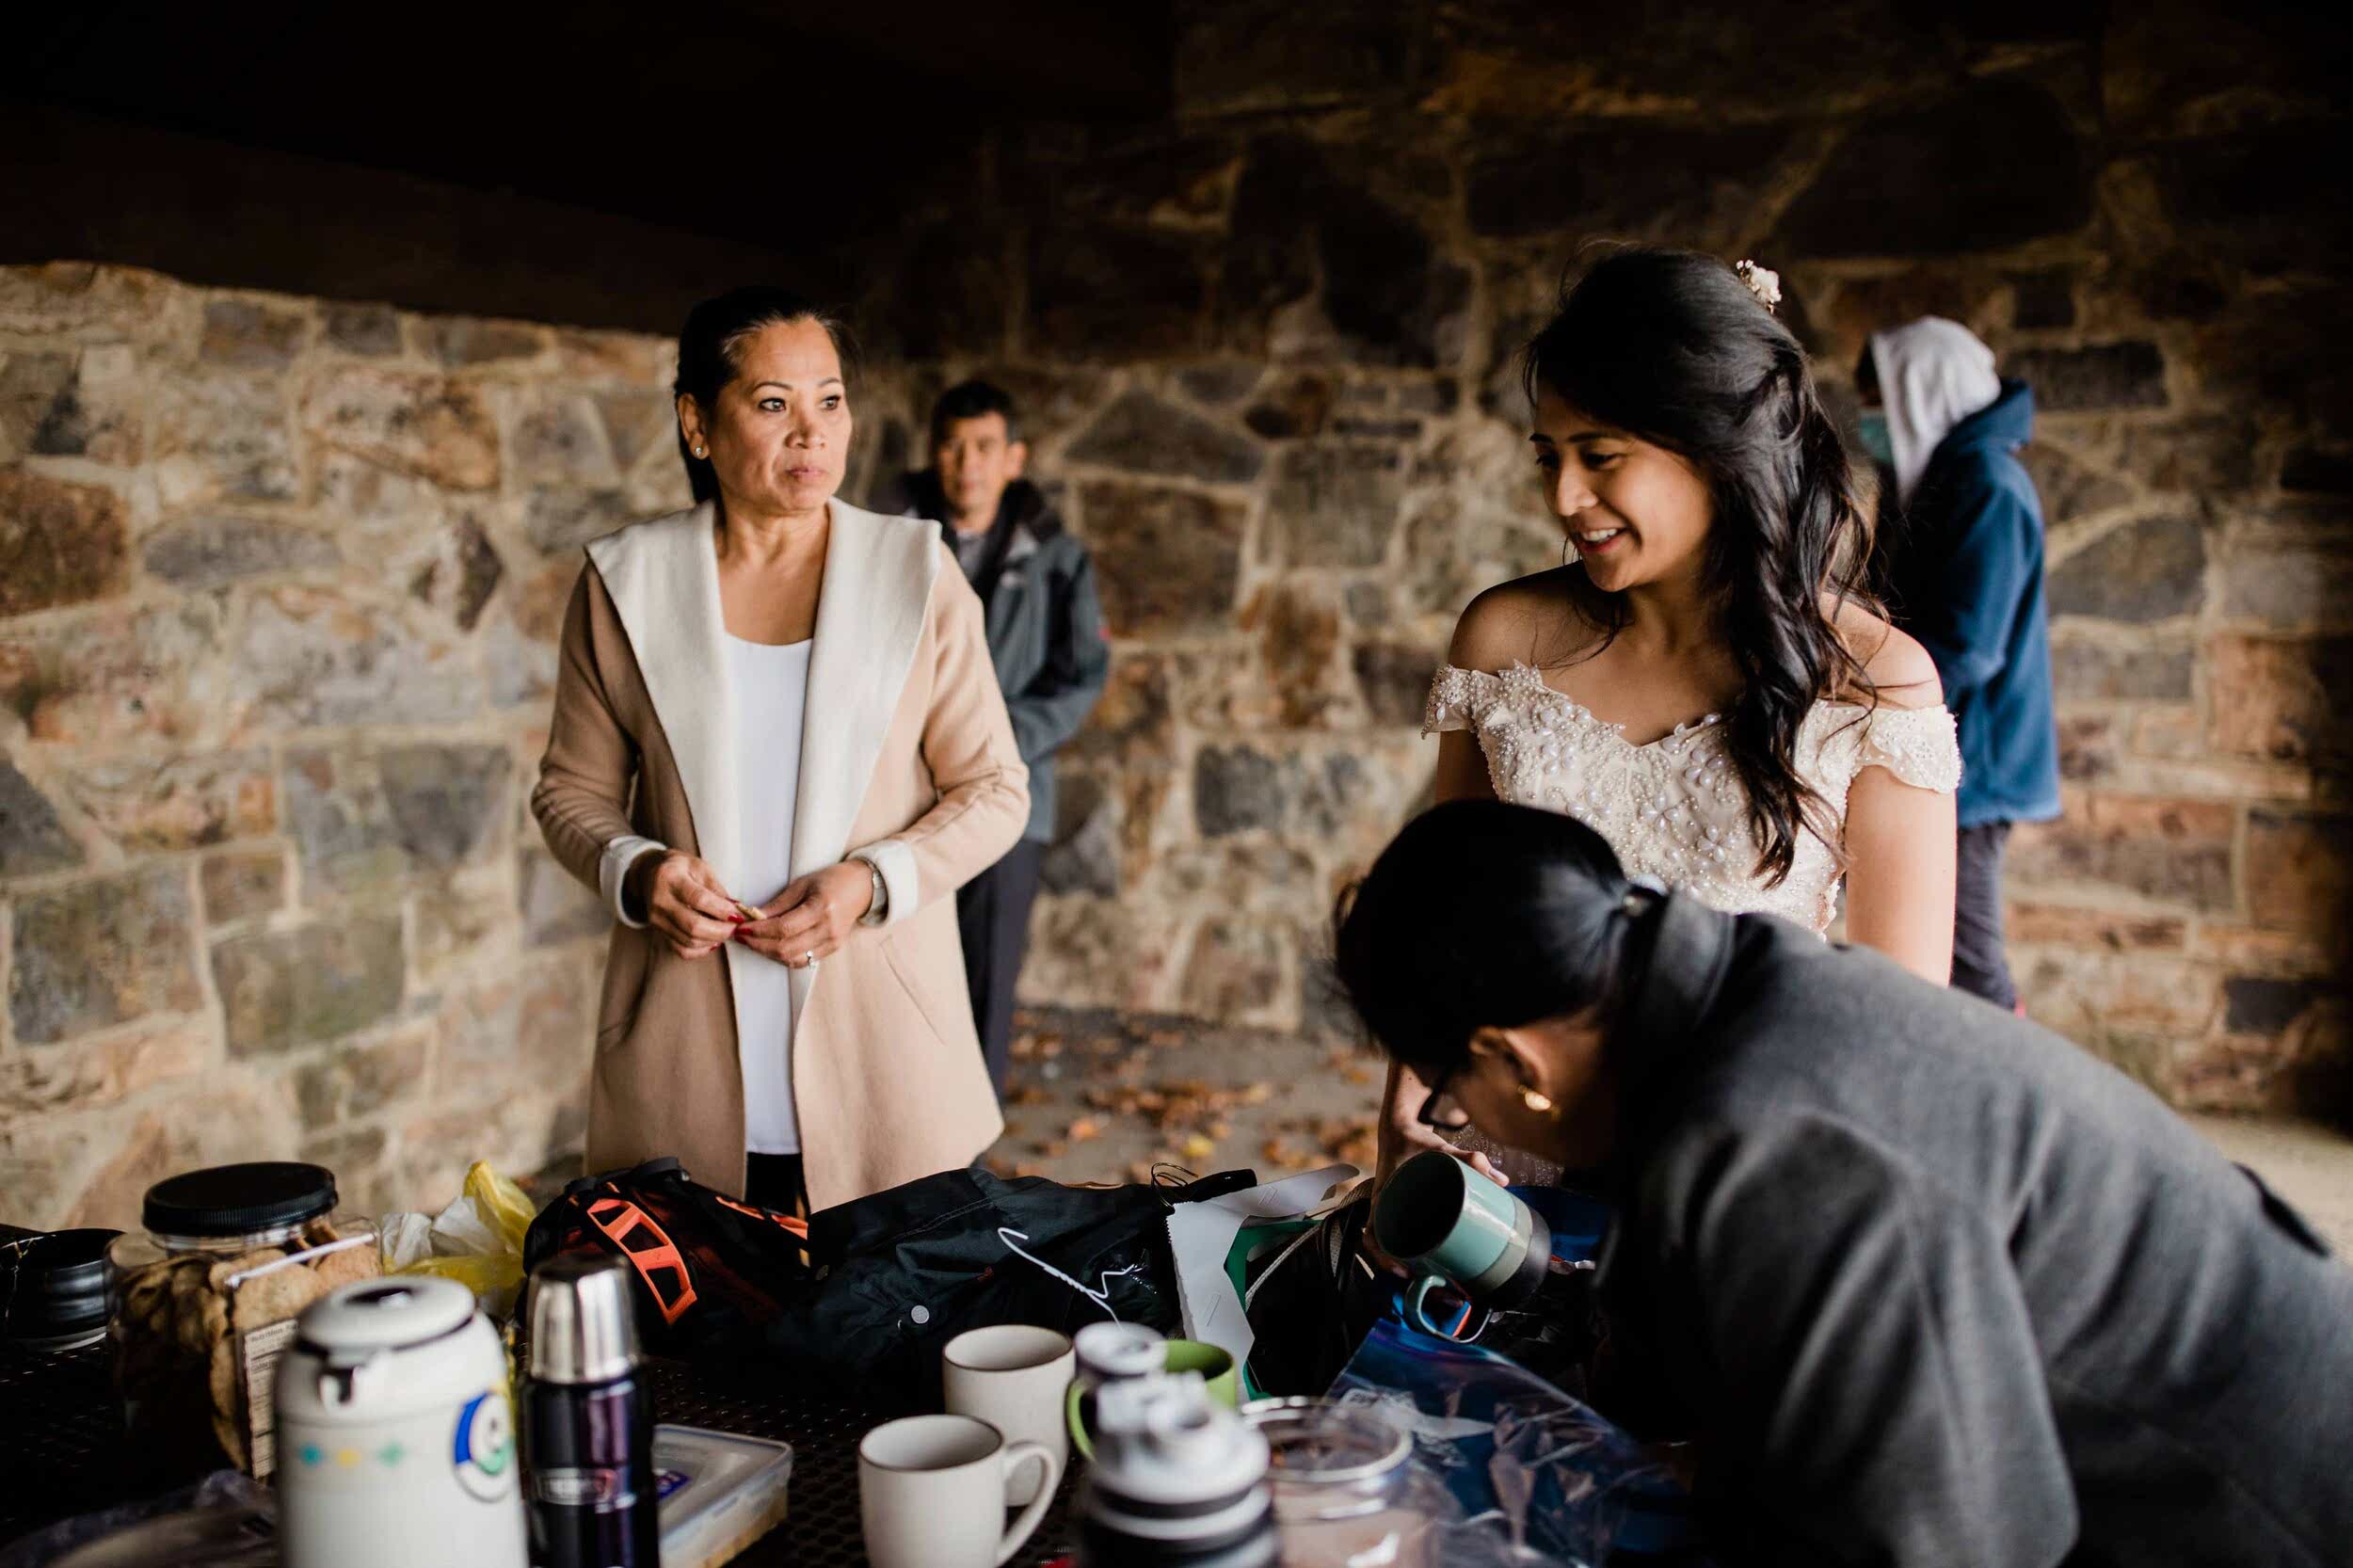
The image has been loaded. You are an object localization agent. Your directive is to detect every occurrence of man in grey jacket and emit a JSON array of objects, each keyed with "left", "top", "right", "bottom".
[{"left": 873, "top": 380, "right": 1110, "bottom": 1094}]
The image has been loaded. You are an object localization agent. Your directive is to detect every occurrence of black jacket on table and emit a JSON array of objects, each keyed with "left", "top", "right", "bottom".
[
  {"left": 1592, "top": 894, "right": 2353, "bottom": 1567},
  {"left": 872, "top": 473, "right": 1110, "bottom": 845}
]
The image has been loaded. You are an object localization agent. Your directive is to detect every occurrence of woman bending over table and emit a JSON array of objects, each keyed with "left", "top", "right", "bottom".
[{"left": 1337, "top": 799, "right": 2353, "bottom": 1568}]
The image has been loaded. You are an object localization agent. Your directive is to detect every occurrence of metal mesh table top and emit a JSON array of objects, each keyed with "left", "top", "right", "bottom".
[
  {"left": 0, "top": 1343, "right": 124, "bottom": 1540},
  {"left": 645, "top": 1360, "right": 1076, "bottom": 1567},
  {"left": 0, "top": 1345, "right": 1076, "bottom": 1567}
]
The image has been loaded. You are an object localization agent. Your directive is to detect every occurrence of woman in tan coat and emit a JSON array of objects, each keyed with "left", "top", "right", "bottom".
[{"left": 532, "top": 287, "right": 1029, "bottom": 1212}]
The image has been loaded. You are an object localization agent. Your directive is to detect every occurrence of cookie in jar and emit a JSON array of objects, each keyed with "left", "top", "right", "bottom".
[{"left": 108, "top": 1161, "right": 380, "bottom": 1484}]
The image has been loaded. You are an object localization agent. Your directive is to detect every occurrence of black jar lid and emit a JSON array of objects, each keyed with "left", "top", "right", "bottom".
[
  {"left": 142, "top": 1162, "right": 337, "bottom": 1237},
  {"left": 2, "top": 1227, "right": 120, "bottom": 1339}
]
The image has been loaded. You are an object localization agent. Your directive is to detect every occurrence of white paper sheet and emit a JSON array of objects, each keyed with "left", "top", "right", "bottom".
[{"left": 1168, "top": 1163, "right": 1363, "bottom": 1377}]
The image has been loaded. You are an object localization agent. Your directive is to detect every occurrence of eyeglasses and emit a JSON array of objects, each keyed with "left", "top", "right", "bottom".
[{"left": 1416, "top": 1066, "right": 1473, "bottom": 1133}]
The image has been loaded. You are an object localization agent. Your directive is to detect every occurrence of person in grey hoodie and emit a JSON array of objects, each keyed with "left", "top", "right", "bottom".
[
  {"left": 872, "top": 380, "right": 1110, "bottom": 1093},
  {"left": 1859, "top": 318, "right": 2060, "bottom": 1012}
]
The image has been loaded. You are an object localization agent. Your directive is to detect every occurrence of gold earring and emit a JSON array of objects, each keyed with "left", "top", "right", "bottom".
[{"left": 1521, "top": 1088, "right": 1554, "bottom": 1114}]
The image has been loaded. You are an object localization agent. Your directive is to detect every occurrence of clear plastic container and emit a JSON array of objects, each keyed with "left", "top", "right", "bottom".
[
  {"left": 107, "top": 1161, "right": 379, "bottom": 1482},
  {"left": 1243, "top": 1397, "right": 1448, "bottom": 1568},
  {"left": 654, "top": 1424, "right": 795, "bottom": 1567}
]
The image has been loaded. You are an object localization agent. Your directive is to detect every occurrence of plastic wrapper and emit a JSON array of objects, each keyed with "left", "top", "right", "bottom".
[
  {"left": 0, "top": 1470, "right": 276, "bottom": 1568},
  {"left": 382, "top": 1160, "right": 536, "bottom": 1320},
  {"left": 1330, "top": 1306, "right": 1708, "bottom": 1566}
]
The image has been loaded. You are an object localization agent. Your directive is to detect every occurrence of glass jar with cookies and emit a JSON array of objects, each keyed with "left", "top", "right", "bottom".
[{"left": 107, "top": 1160, "right": 380, "bottom": 1485}]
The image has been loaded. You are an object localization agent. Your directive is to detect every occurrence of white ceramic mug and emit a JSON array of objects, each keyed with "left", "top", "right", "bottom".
[
  {"left": 942, "top": 1325, "right": 1075, "bottom": 1507},
  {"left": 858, "top": 1414, "right": 1061, "bottom": 1568}
]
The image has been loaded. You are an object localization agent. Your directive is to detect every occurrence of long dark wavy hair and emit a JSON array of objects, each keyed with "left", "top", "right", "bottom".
[
  {"left": 1522, "top": 248, "right": 1876, "bottom": 886},
  {"left": 673, "top": 287, "right": 856, "bottom": 504},
  {"left": 1334, "top": 802, "right": 1652, "bottom": 1080}
]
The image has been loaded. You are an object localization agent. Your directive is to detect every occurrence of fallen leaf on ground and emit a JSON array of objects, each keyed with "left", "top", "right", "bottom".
[{"left": 1320, "top": 1125, "right": 1377, "bottom": 1168}]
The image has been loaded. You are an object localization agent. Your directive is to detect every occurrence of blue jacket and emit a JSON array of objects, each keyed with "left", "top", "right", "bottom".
[{"left": 1883, "top": 380, "right": 2061, "bottom": 827}]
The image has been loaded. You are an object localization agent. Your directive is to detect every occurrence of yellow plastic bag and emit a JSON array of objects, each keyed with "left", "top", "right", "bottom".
[{"left": 392, "top": 1161, "right": 536, "bottom": 1319}]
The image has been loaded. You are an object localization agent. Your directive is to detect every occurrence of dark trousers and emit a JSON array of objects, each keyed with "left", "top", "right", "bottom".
[
  {"left": 744, "top": 1152, "right": 805, "bottom": 1215},
  {"left": 1952, "top": 822, "right": 2018, "bottom": 1010},
  {"left": 956, "top": 838, "right": 1045, "bottom": 1097}
]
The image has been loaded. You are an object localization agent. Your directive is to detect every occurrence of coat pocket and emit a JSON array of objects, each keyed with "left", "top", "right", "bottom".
[{"left": 879, "top": 926, "right": 967, "bottom": 1051}]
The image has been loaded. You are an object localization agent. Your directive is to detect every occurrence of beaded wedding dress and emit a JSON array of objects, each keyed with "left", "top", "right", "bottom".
[{"left": 1419, "top": 660, "right": 1962, "bottom": 1181}]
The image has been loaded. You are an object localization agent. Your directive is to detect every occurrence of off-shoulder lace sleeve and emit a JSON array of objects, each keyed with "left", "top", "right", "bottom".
[
  {"left": 1423, "top": 664, "right": 1500, "bottom": 736},
  {"left": 1850, "top": 704, "right": 1962, "bottom": 793}
]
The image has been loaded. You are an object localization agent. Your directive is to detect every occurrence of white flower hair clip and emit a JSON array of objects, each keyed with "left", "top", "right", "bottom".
[{"left": 1734, "top": 259, "right": 1783, "bottom": 313}]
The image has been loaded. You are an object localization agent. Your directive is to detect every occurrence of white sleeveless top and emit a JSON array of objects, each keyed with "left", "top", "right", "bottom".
[
  {"left": 727, "top": 633, "right": 812, "bottom": 1156},
  {"left": 1425, "top": 663, "right": 1961, "bottom": 933}
]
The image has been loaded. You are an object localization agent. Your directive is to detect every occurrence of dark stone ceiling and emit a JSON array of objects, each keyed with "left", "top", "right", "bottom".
[{"left": 1, "top": 0, "right": 1174, "bottom": 329}]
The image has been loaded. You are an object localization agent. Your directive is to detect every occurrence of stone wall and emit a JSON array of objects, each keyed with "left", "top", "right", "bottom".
[
  {"left": 0, "top": 264, "right": 690, "bottom": 1225},
  {"left": 6, "top": 2, "right": 2351, "bottom": 1229},
  {"left": 837, "top": 0, "right": 2353, "bottom": 1117}
]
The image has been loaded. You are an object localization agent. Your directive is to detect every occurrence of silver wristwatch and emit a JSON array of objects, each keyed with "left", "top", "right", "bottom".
[{"left": 855, "top": 856, "right": 888, "bottom": 926}]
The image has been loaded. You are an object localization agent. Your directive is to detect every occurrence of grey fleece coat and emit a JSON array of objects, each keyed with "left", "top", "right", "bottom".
[
  {"left": 1593, "top": 893, "right": 2353, "bottom": 1567},
  {"left": 873, "top": 473, "right": 1110, "bottom": 844}
]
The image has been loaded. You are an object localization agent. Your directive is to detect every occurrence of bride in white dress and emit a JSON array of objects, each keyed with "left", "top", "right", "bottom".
[{"left": 1379, "top": 250, "right": 1963, "bottom": 1188}]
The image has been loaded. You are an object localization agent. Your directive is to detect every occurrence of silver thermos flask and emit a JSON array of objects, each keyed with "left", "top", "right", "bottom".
[{"left": 522, "top": 1255, "right": 661, "bottom": 1567}]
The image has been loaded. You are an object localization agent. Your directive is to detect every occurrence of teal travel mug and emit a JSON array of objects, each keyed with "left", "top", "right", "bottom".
[{"left": 1373, "top": 1150, "right": 1555, "bottom": 1337}]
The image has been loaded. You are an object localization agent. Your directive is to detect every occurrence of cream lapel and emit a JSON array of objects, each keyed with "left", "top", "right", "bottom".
[
  {"left": 777, "top": 501, "right": 936, "bottom": 1031},
  {"left": 584, "top": 502, "right": 744, "bottom": 889},
  {"left": 792, "top": 499, "right": 939, "bottom": 881},
  {"left": 589, "top": 498, "right": 936, "bottom": 1066}
]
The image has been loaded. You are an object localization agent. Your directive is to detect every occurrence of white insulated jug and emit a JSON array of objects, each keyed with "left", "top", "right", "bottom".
[{"left": 275, "top": 1275, "right": 528, "bottom": 1568}]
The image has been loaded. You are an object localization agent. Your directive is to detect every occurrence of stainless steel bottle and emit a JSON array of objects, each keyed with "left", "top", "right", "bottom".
[{"left": 522, "top": 1255, "right": 660, "bottom": 1567}]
